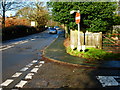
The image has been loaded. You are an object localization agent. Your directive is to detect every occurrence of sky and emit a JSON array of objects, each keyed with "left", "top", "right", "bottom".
[{"left": 5, "top": 0, "right": 50, "bottom": 17}]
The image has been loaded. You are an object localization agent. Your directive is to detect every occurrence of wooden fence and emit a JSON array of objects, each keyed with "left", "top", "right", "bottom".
[
  {"left": 102, "top": 34, "right": 120, "bottom": 53},
  {"left": 70, "top": 30, "right": 102, "bottom": 49}
]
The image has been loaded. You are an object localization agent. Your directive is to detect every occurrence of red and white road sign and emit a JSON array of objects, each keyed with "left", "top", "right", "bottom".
[{"left": 75, "top": 12, "right": 80, "bottom": 24}]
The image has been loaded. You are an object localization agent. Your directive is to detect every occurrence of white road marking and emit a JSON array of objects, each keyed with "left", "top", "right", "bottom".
[
  {"left": 11, "top": 89, "right": 19, "bottom": 90},
  {"left": 30, "top": 68, "right": 39, "bottom": 73},
  {"left": 39, "top": 64, "right": 42, "bottom": 67},
  {"left": 20, "top": 67, "right": 28, "bottom": 71},
  {"left": 19, "top": 41, "right": 28, "bottom": 44},
  {"left": 24, "top": 73, "right": 34, "bottom": 80},
  {"left": 31, "top": 60, "right": 38, "bottom": 63},
  {"left": 0, "top": 79, "right": 14, "bottom": 86},
  {"left": 35, "top": 64, "right": 42, "bottom": 68},
  {"left": 0, "top": 45, "right": 14, "bottom": 51},
  {"left": 25, "top": 75, "right": 32, "bottom": 80},
  {"left": 39, "top": 61, "right": 45, "bottom": 64},
  {"left": 96, "top": 76, "right": 119, "bottom": 87},
  {"left": 26, "top": 63, "right": 33, "bottom": 67},
  {"left": 15, "top": 80, "right": 27, "bottom": 88},
  {"left": 0, "top": 40, "right": 29, "bottom": 51},
  {"left": 31, "top": 39, "right": 35, "bottom": 41},
  {"left": 12, "top": 72, "right": 22, "bottom": 78}
]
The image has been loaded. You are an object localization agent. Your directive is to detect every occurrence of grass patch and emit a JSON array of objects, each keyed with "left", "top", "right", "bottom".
[{"left": 66, "top": 47, "right": 120, "bottom": 61}]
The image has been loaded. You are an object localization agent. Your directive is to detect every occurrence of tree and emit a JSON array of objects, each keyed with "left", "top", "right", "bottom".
[
  {"left": 0, "top": 0, "right": 28, "bottom": 29},
  {"left": 16, "top": 2, "right": 49, "bottom": 28},
  {"left": 48, "top": 2, "right": 117, "bottom": 33}
]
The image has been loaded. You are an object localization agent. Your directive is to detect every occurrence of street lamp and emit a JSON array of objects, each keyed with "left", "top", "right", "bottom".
[{"left": 70, "top": 10, "right": 81, "bottom": 51}]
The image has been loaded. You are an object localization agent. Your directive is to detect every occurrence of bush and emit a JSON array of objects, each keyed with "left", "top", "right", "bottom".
[{"left": 2, "top": 25, "right": 36, "bottom": 41}]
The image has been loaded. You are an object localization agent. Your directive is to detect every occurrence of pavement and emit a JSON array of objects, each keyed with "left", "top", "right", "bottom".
[{"left": 43, "top": 34, "right": 120, "bottom": 70}]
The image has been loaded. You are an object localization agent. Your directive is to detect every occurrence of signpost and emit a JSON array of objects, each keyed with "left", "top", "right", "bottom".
[
  {"left": 70, "top": 10, "right": 84, "bottom": 51},
  {"left": 31, "top": 21, "right": 36, "bottom": 27},
  {"left": 75, "top": 11, "right": 81, "bottom": 51}
]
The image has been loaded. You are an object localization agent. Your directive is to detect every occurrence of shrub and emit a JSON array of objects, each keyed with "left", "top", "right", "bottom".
[
  {"left": 66, "top": 47, "right": 120, "bottom": 61},
  {"left": 2, "top": 25, "right": 36, "bottom": 41}
]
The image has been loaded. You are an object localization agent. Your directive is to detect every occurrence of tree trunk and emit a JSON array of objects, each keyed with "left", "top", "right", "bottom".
[{"left": 2, "top": 1, "right": 5, "bottom": 29}]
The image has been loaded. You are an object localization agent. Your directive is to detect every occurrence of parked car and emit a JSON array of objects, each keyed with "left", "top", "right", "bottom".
[
  {"left": 48, "top": 28, "right": 57, "bottom": 34},
  {"left": 54, "top": 26, "right": 60, "bottom": 30}
]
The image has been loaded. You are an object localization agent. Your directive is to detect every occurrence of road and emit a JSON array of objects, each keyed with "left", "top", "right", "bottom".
[
  {"left": 1, "top": 29, "right": 120, "bottom": 89},
  {"left": 2, "top": 30, "right": 58, "bottom": 82}
]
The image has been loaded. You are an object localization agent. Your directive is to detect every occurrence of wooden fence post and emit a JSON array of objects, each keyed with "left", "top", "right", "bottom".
[{"left": 99, "top": 32, "right": 102, "bottom": 49}]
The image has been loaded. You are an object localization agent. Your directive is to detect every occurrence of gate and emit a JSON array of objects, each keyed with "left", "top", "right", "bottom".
[{"left": 102, "top": 34, "right": 120, "bottom": 53}]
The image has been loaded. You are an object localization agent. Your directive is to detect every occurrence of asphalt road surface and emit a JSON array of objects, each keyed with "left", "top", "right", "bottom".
[{"left": 2, "top": 30, "right": 58, "bottom": 81}]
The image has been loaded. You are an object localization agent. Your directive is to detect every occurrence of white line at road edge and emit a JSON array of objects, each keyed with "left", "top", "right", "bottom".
[
  {"left": 0, "top": 79, "right": 14, "bottom": 87},
  {"left": 96, "top": 76, "right": 119, "bottom": 87}
]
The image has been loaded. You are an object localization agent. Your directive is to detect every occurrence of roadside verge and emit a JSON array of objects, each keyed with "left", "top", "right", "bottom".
[{"left": 42, "top": 34, "right": 120, "bottom": 69}]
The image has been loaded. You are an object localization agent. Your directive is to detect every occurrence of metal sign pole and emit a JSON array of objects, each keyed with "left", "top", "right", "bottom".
[{"left": 77, "top": 23, "right": 81, "bottom": 51}]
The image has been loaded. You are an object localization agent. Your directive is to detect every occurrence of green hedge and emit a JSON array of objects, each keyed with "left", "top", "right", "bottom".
[{"left": 2, "top": 25, "right": 47, "bottom": 41}]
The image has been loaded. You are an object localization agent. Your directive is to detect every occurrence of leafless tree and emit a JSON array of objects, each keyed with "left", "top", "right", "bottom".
[{"left": 0, "top": 0, "right": 27, "bottom": 29}]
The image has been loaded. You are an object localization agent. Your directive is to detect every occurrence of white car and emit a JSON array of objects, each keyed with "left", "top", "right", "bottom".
[{"left": 48, "top": 28, "right": 57, "bottom": 34}]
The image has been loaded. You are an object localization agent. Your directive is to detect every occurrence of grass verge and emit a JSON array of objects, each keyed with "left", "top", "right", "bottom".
[{"left": 64, "top": 38, "right": 120, "bottom": 61}]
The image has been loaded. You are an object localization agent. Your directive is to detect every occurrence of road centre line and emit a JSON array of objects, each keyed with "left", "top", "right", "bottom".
[
  {"left": 0, "top": 45, "right": 14, "bottom": 51},
  {"left": 1, "top": 40, "right": 29, "bottom": 51}
]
